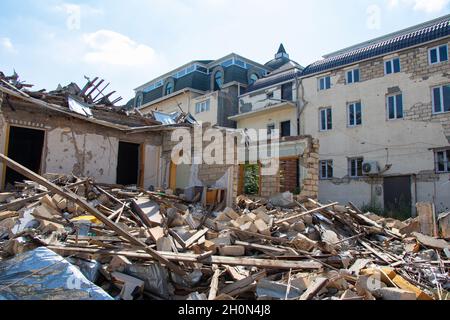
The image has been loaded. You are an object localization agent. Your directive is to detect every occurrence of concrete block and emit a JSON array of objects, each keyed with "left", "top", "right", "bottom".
[
  {"left": 240, "top": 221, "right": 258, "bottom": 233},
  {"left": 254, "top": 219, "right": 271, "bottom": 236},
  {"left": 219, "top": 245, "right": 245, "bottom": 256},
  {"left": 374, "top": 287, "right": 417, "bottom": 300}
]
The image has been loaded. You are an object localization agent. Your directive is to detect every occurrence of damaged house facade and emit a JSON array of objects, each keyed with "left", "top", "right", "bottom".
[
  {"left": 0, "top": 75, "right": 320, "bottom": 208},
  {"left": 234, "top": 15, "right": 450, "bottom": 217}
]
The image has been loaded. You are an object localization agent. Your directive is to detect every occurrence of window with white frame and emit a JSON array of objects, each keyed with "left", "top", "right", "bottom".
[
  {"left": 348, "top": 102, "right": 362, "bottom": 126},
  {"left": 435, "top": 149, "right": 450, "bottom": 173},
  {"left": 195, "top": 99, "right": 210, "bottom": 114},
  {"left": 320, "top": 108, "right": 332, "bottom": 131},
  {"left": 348, "top": 157, "right": 363, "bottom": 178},
  {"left": 318, "top": 76, "right": 331, "bottom": 91},
  {"left": 429, "top": 44, "right": 448, "bottom": 65},
  {"left": 432, "top": 84, "right": 450, "bottom": 114},
  {"left": 346, "top": 68, "right": 360, "bottom": 84},
  {"left": 320, "top": 160, "right": 333, "bottom": 180},
  {"left": 387, "top": 93, "right": 403, "bottom": 120},
  {"left": 385, "top": 57, "right": 401, "bottom": 75}
]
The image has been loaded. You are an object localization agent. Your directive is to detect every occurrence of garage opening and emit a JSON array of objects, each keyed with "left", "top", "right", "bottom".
[
  {"left": 116, "top": 141, "right": 140, "bottom": 186},
  {"left": 4, "top": 126, "right": 45, "bottom": 189}
]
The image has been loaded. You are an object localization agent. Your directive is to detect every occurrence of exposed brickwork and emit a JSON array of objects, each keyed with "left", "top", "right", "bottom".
[
  {"left": 298, "top": 138, "right": 320, "bottom": 200},
  {"left": 279, "top": 159, "right": 298, "bottom": 192},
  {"left": 359, "top": 39, "right": 450, "bottom": 82}
]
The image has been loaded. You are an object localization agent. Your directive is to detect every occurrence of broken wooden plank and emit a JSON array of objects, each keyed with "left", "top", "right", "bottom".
[
  {"left": 299, "top": 277, "right": 329, "bottom": 300},
  {"left": 208, "top": 267, "right": 221, "bottom": 300},
  {"left": 184, "top": 228, "right": 209, "bottom": 249},
  {"left": 0, "top": 153, "right": 186, "bottom": 276},
  {"left": 234, "top": 240, "right": 289, "bottom": 254},
  {"left": 0, "top": 180, "right": 87, "bottom": 212},
  {"left": 47, "top": 246, "right": 324, "bottom": 270},
  {"left": 131, "top": 198, "right": 162, "bottom": 227},
  {"left": 275, "top": 202, "right": 339, "bottom": 225},
  {"left": 220, "top": 271, "right": 266, "bottom": 296},
  {"left": 230, "top": 228, "right": 289, "bottom": 243}
]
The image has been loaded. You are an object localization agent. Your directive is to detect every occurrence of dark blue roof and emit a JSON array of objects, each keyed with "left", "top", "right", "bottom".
[
  {"left": 302, "top": 17, "right": 450, "bottom": 76},
  {"left": 246, "top": 16, "right": 449, "bottom": 94}
]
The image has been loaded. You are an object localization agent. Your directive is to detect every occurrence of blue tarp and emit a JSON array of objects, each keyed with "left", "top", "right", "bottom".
[{"left": 0, "top": 247, "right": 113, "bottom": 300}]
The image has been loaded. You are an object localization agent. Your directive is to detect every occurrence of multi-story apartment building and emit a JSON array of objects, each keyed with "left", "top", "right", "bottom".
[
  {"left": 133, "top": 54, "right": 272, "bottom": 128},
  {"left": 234, "top": 15, "right": 450, "bottom": 217}
]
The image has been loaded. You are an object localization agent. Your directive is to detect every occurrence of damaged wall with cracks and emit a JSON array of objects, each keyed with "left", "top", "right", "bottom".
[
  {"left": 0, "top": 95, "right": 162, "bottom": 189},
  {"left": 160, "top": 123, "right": 319, "bottom": 204}
]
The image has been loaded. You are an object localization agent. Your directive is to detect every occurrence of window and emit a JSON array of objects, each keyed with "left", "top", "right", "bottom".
[
  {"left": 349, "top": 157, "right": 364, "bottom": 178},
  {"left": 347, "top": 69, "right": 360, "bottom": 84},
  {"left": 318, "top": 76, "right": 331, "bottom": 91},
  {"left": 348, "top": 102, "right": 362, "bottom": 126},
  {"left": 135, "top": 94, "right": 143, "bottom": 108},
  {"left": 385, "top": 58, "right": 401, "bottom": 75},
  {"left": 320, "top": 160, "right": 333, "bottom": 180},
  {"left": 387, "top": 93, "right": 403, "bottom": 120},
  {"left": 195, "top": 100, "right": 210, "bottom": 114},
  {"left": 432, "top": 84, "right": 450, "bottom": 114},
  {"left": 281, "top": 121, "right": 291, "bottom": 137},
  {"left": 213, "top": 71, "right": 223, "bottom": 91},
  {"left": 249, "top": 73, "right": 259, "bottom": 85},
  {"left": 164, "top": 82, "right": 174, "bottom": 95},
  {"left": 435, "top": 149, "right": 450, "bottom": 173},
  {"left": 429, "top": 45, "right": 448, "bottom": 65},
  {"left": 320, "top": 108, "right": 332, "bottom": 131},
  {"left": 281, "top": 82, "right": 293, "bottom": 101}
]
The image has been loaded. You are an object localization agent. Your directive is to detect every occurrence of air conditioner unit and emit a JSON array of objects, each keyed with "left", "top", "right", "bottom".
[{"left": 362, "top": 161, "right": 380, "bottom": 175}]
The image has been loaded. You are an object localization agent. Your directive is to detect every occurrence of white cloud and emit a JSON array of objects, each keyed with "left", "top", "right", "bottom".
[
  {"left": 82, "top": 30, "right": 159, "bottom": 67},
  {"left": 387, "top": 0, "right": 450, "bottom": 13},
  {"left": 53, "top": 2, "right": 103, "bottom": 16},
  {"left": 0, "top": 37, "right": 16, "bottom": 53}
]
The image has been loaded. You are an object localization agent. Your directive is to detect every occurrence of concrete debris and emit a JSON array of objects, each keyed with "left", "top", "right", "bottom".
[{"left": 0, "top": 155, "right": 448, "bottom": 300}]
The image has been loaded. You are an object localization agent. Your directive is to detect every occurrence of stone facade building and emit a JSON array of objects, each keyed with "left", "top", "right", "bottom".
[{"left": 233, "top": 15, "right": 450, "bottom": 216}]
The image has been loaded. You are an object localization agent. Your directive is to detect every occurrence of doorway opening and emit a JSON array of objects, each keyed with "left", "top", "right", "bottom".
[
  {"left": 116, "top": 141, "right": 140, "bottom": 186},
  {"left": 239, "top": 163, "right": 260, "bottom": 196},
  {"left": 4, "top": 126, "right": 45, "bottom": 189},
  {"left": 383, "top": 175, "right": 412, "bottom": 220}
]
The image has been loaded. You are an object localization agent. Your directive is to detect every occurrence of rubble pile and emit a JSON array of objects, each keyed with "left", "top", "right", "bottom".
[{"left": 0, "top": 168, "right": 448, "bottom": 301}]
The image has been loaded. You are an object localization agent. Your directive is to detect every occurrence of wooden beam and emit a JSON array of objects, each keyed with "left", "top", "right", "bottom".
[
  {"left": 0, "top": 179, "right": 87, "bottom": 212},
  {"left": 208, "top": 267, "right": 221, "bottom": 300},
  {"left": 299, "top": 277, "right": 329, "bottom": 300},
  {"left": 47, "top": 246, "right": 323, "bottom": 270},
  {"left": 220, "top": 271, "right": 266, "bottom": 296},
  {"left": 275, "top": 202, "right": 339, "bottom": 225},
  {"left": 0, "top": 153, "right": 186, "bottom": 276}
]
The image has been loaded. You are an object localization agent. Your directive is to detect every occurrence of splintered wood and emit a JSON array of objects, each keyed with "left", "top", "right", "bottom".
[{"left": 0, "top": 152, "right": 448, "bottom": 300}]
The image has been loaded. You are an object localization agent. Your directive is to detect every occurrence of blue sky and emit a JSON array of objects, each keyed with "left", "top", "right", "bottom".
[{"left": 0, "top": 0, "right": 449, "bottom": 102}]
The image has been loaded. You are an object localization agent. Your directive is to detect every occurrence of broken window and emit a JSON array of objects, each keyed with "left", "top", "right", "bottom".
[
  {"left": 346, "top": 68, "right": 360, "bottom": 84},
  {"left": 349, "top": 157, "right": 364, "bottom": 178},
  {"left": 432, "top": 84, "right": 450, "bottom": 114},
  {"left": 429, "top": 44, "right": 448, "bottom": 64},
  {"left": 348, "top": 102, "right": 362, "bottom": 126},
  {"left": 318, "top": 76, "right": 331, "bottom": 91},
  {"left": 213, "top": 71, "right": 223, "bottom": 91},
  {"left": 320, "top": 160, "right": 333, "bottom": 180},
  {"left": 435, "top": 149, "right": 450, "bottom": 173},
  {"left": 385, "top": 58, "right": 401, "bottom": 75},
  {"left": 320, "top": 108, "right": 332, "bottom": 131},
  {"left": 280, "top": 121, "right": 291, "bottom": 137},
  {"left": 387, "top": 94, "right": 403, "bottom": 120}
]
